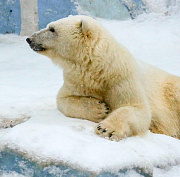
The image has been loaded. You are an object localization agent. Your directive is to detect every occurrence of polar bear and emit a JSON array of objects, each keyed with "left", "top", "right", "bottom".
[{"left": 26, "top": 15, "right": 180, "bottom": 141}]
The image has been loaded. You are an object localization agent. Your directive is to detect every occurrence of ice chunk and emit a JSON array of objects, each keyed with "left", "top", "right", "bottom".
[{"left": 74, "top": 0, "right": 131, "bottom": 20}]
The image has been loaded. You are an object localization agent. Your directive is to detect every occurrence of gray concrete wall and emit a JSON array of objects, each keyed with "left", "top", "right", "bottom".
[{"left": 20, "top": 0, "right": 38, "bottom": 36}]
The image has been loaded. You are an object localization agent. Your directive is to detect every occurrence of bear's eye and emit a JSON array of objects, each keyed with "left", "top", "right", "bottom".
[{"left": 49, "top": 27, "right": 55, "bottom": 32}]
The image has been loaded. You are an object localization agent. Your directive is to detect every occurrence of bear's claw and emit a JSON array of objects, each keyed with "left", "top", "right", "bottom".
[{"left": 95, "top": 119, "right": 131, "bottom": 141}]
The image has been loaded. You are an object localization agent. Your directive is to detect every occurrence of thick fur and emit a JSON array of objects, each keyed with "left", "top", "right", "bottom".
[{"left": 27, "top": 15, "right": 180, "bottom": 141}]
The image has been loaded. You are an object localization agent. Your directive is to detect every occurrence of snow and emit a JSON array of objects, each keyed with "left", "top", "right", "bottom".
[
  {"left": 1, "top": 12, "right": 180, "bottom": 175},
  {"left": 99, "top": 14, "right": 180, "bottom": 76},
  {"left": 143, "top": 0, "right": 180, "bottom": 15},
  {"left": 1, "top": 110, "right": 180, "bottom": 174},
  {"left": 2, "top": 172, "right": 26, "bottom": 177},
  {"left": 0, "top": 35, "right": 62, "bottom": 120},
  {"left": 154, "top": 165, "right": 180, "bottom": 177}
]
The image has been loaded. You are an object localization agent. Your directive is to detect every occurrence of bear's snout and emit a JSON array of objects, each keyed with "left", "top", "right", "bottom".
[
  {"left": 26, "top": 37, "right": 46, "bottom": 52},
  {"left": 26, "top": 38, "right": 32, "bottom": 45}
]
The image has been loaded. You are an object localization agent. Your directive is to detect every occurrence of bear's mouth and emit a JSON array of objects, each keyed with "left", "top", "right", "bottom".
[
  {"left": 29, "top": 43, "right": 46, "bottom": 52},
  {"left": 26, "top": 38, "right": 46, "bottom": 52}
]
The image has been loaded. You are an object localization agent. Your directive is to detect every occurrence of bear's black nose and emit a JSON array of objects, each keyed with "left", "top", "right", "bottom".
[{"left": 26, "top": 38, "right": 32, "bottom": 44}]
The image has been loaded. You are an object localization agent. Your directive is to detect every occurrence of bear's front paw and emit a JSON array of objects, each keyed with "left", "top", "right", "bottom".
[
  {"left": 95, "top": 119, "right": 132, "bottom": 141},
  {"left": 91, "top": 101, "right": 110, "bottom": 122}
]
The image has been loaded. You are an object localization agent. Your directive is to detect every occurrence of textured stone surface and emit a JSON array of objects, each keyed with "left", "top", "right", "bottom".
[{"left": 75, "top": 0, "right": 130, "bottom": 20}]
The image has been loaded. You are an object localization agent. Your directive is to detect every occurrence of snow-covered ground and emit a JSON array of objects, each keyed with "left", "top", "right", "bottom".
[{"left": 1, "top": 13, "right": 180, "bottom": 176}]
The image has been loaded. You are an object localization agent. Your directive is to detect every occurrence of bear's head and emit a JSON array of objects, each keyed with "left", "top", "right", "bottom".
[
  {"left": 26, "top": 15, "right": 107, "bottom": 67},
  {"left": 27, "top": 15, "right": 134, "bottom": 79}
]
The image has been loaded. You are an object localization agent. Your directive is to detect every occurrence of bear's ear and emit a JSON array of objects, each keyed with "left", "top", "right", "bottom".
[{"left": 79, "top": 20, "right": 91, "bottom": 38}]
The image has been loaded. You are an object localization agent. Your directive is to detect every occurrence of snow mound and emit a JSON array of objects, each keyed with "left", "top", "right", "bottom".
[{"left": 1, "top": 110, "right": 180, "bottom": 173}]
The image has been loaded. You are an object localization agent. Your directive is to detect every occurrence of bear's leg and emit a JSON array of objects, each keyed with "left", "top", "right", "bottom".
[
  {"left": 95, "top": 106, "right": 151, "bottom": 141},
  {"left": 57, "top": 96, "right": 110, "bottom": 122}
]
